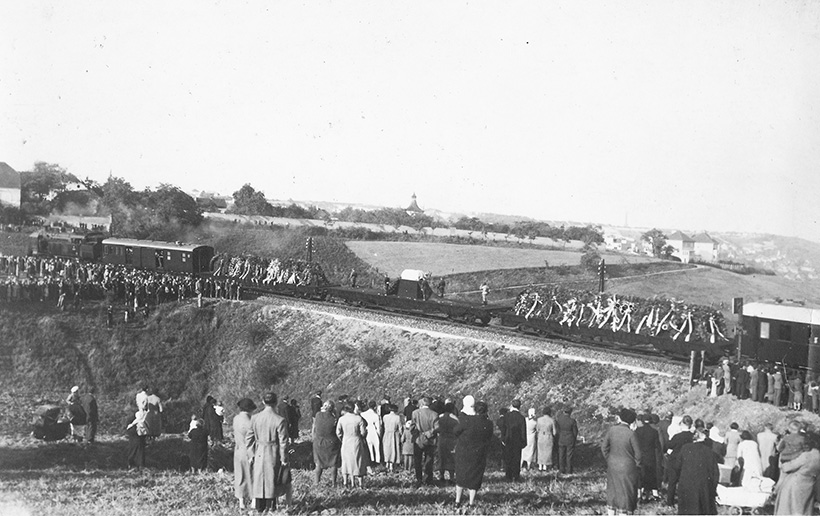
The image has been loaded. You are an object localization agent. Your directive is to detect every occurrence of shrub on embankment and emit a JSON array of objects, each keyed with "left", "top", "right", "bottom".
[{"left": 5, "top": 298, "right": 815, "bottom": 442}]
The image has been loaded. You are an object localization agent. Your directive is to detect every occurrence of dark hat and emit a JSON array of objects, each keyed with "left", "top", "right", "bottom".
[
  {"left": 619, "top": 408, "right": 636, "bottom": 425},
  {"left": 262, "top": 392, "right": 277, "bottom": 405},
  {"left": 237, "top": 398, "right": 257, "bottom": 412},
  {"left": 641, "top": 414, "right": 653, "bottom": 424}
]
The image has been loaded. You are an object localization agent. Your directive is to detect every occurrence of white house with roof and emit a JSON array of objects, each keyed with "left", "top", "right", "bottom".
[
  {"left": 666, "top": 230, "right": 694, "bottom": 263},
  {"left": 691, "top": 232, "right": 719, "bottom": 262},
  {"left": 0, "top": 163, "right": 21, "bottom": 208}
]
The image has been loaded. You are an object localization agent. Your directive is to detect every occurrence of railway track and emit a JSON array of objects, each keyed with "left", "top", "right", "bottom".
[{"left": 245, "top": 287, "right": 688, "bottom": 376}]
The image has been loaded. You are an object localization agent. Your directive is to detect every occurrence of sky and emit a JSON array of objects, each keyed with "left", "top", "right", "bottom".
[{"left": 2, "top": 1, "right": 820, "bottom": 241}]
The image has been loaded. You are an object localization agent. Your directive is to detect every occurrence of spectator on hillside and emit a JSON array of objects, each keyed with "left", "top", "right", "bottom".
[
  {"left": 233, "top": 398, "right": 256, "bottom": 510},
  {"left": 675, "top": 428, "right": 719, "bottom": 515},
  {"left": 80, "top": 388, "right": 99, "bottom": 445},
  {"left": 349, "top": 269, "right": 358, "bottom": 288},
  {"left": 312, "top": 400, "right": 341, "bottom": 487},
  {"left": 412, "top": 396, "right": 439, "bottom": 486},
  {"left": 435, "top": 401, "right": 459, "bottom": 483},
  {"left": 202, "top": 395, "right": 224, "bottom": 443},
  {"left": 453, "top": 397, "right": 494, "bottom": 509},
  {"left": 665, "top": 415, "right": 694, "bottom": 507},
  {"left": 125, "top": 405, "right": 149, "bottom": 469},
  {"left": 635, "top": 413, "right": 661, "bottom": 501},
  {"left": 500, "top": 399, "right": 526, "bottom": 481},
  {"left": 436, "top": 277, "right": 446, "bottom": 298},
  {"left": 724, "top": 422, "right": 742, "bottom": 469},
  {"left": 536, "top": 406, "right": 556, "bottom": 472},
  {"left": 602, "top": 408, "right": 642, "bottom": 516},
  {"left": 361, "top": 400, "right": 382, "bottom": 472},
  {"left": 520, "top": 408, "right": 538, "bottom": 472},
  {"left": 310, "top": 390, "right": 323, "bottom": 418},
  {"left": 383, "top": 404, "right": 403, "bottom": 473},
  {"left": 555, "top": 407, "right": 579, "bottom": 475},
  {"left": 336, "top": 401, "right": 368, "bottom": 489},
  {"left": 247, "top": 391, "right": 291, "bottom": 512},
  {"left": 188, "top": 416, "right": 209, "bottom": 472},
  {"left": 287, "top": 399, "right": 301, "bottom": 441}
]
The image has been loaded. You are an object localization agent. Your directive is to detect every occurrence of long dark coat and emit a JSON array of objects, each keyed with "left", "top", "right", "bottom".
[
  {"left": 675, "top": 441, "right": 719, "bottom": 515},
  {"left": 435, "top": 412, "right": 459, "bottom": 471},
  {"left": 601, "top": 424, "right": 642, "bottom": 512},
  {"left": 635, "top": 424, "right": 660, "bottom": 489},
  {"left": 202, "top": 401, "right": 223, "bottom": 441},
  {"left": 312, "top": 411, "right": 341, "bottom": 469},
  {"left": 454, "top": 413, "right": 494, "bottom": 490},
  {"left": 188, "top": 426, "right": 209, "bottom": 470}
]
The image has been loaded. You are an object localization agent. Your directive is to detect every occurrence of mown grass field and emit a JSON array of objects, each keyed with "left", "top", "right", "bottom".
[{"left": 345, "top": 241, "right": 656, "bottom": 277}]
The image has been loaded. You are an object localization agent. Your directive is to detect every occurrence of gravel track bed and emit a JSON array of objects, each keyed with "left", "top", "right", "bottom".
[{"left": 258, "top": 295, "right": 688, "bottom": 378}]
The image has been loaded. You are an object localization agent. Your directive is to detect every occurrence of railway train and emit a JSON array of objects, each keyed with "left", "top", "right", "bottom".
[{"left": 27, "top": 231, "right": 761, "bottom": 366}]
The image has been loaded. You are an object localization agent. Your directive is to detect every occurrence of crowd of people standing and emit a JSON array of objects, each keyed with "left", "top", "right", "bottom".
[{"left": 706, "top": 358, "right": 820, "bottom": 412}]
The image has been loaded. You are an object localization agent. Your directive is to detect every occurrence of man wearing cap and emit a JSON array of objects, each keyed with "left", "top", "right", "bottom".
[
  {"left": 500, "top": 399, "right": 527, "bottom": 481},
  {"left": 555, "top": 407, "right": 579, "bottom": 474}
]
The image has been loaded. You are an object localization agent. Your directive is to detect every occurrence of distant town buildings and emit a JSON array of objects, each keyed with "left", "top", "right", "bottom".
[
  {"left": 0, "top": 163, "right": 21, "bottom": 208},
  {"left": 666, "top": 230, "right": 719, "bottom": 263}
]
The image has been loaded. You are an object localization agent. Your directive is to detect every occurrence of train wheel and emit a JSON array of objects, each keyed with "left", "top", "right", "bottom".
[{"left": 729, "top": 506, "right": 743, "bottom": 515}]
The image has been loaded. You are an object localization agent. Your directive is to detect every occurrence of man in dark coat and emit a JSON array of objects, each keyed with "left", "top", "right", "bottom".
[
  {"left": 658, "top": 411, "right": 673, "bottom": 487},
  {"left": 635, "top": 414, "right": 660, "bottom": 500},
  {"left": 275, "top": 395, "right": 292, "bottom": 441},
  {"left": 310, "top": 390, "right": 323, "bottom": 418},
  {"left": 411, "top": 396, "right": 439, "bottom": 486},
  {"left": 674, "top": 428, "right": 719, "bottom": 515},
  {"left": 735, "top": 364, "right": 749, "bottom": 399},
  {"left": 555, "top": 407, "right": 579, "bottom": 474},
  {"left": 501, "top": 399, "right": 527, "bottom": 481},
  {"left": 665, "top": 415, "right": 694, "bottom": 507},
  {"left": 80, "top": 389, "right": 99, "bottom": 444}
]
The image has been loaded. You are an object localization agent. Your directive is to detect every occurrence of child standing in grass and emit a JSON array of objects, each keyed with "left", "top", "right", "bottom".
[
  {"left": 402, "top": 420, "right": 416, "bottom": 471},
  {"left": 188, "top": 416, "right": 209, "bottom": 472}
]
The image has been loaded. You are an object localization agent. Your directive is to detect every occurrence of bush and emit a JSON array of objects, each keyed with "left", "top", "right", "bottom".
[
  {"left": 493, "top": 351, "right": 551, "bottom": 385},
  {"left": 357, "top": 342, "right": 394, "bottom": 371}
]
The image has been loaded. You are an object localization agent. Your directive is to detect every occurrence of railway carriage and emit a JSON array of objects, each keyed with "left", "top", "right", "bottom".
[
  {"left": 740, "top": 302, "right": 820, "bottom": 371},
  {"left": 101, "top": 238, "right": 214, "bottom": 274}
]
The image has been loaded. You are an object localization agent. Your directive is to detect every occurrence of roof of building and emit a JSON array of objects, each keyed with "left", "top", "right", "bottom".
[
  {"left": 743, "top": 301, "right": 820, "bottom": 325},
  {"left": 102, "top": 238, "right": 211, "bottom": 253},
  {"left": 406, "top": 193, "right": 423, "bottom": 213},
  {"left": 0, "top": 163, "right": 21, "bottom": 189},
  {"left": 666, "top": 230, "right": 693, "bottom": 242},
  {"left": 691, "top": 232, "right": 717, "bottom": 244}
]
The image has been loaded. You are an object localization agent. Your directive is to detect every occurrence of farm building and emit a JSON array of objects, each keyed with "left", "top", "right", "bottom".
[
  {"left": 740, "top": 301, "right": 820, "bottom": 372},
  {"left": 0, "top": 163, "right": 21, "bottom": 208}
]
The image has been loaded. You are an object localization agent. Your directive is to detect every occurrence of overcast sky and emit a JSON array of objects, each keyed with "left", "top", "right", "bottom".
[{"left": 3, "top": 1, "right": 819, "bottom": 240}]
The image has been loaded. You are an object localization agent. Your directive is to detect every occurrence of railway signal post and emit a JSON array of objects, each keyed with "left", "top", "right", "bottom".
[{"left": 598, "top": 259, "right": 606, "bottom": 293}]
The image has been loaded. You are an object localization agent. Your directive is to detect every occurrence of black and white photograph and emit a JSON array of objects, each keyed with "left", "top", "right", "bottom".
[{"left": 1, "top": 1, "right": 820, "bottom": 514}]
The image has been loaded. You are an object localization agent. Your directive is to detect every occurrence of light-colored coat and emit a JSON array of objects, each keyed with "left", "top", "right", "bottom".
[
  {"left": 536, "top": 415, "right": 556, "bottom": 466},
  {"left": 361, "top": 408, "right": 382, "bottom": 463},
  {"left": 336, "top": 412, "right": 369, "bottom": 476},
  {"left": 233, "top": 412, "right": 253, "bottom": 500},
  {"left": 382, "top": 412, "right": 403, "bottom": 464},
  {"left": 246, "top": 406, "right": 289, "bottom": 499}
]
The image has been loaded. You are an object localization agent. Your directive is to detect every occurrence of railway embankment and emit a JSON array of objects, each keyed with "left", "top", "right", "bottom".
[{"left": 2, "top": 297, "right": 818, "bottom": 441}]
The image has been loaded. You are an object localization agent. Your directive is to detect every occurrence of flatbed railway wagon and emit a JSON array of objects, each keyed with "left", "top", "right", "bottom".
[
  {"left": 326, "top": 269, "right": 494, "bottom": 325},
  {"left": 739, "top": 301, "right": 820, "bottom": 371},
  {"left": 101, "top": 238, "right": 214, "bottom": 275}
]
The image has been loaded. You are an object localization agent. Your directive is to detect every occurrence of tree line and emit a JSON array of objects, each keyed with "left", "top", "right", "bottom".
[{"left": 5, "top": 163, "right": 604, "bottom": 245}]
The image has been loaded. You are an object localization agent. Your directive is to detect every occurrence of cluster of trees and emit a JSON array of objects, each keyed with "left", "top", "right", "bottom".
[
  {"left": 641, "top": 228, "right": 676, "bottom": 259},
  {"left": 11, "top": 163, "right": 608, "bottom": 247},
  {"left": 13, "top": 162, "right": 202, "bottom": 239},
  {"left": 453, "top": 217, "right": 604, "bottom": 244},
  {"left": 227, "top": 184, "right": 323, "bottom": 219}
]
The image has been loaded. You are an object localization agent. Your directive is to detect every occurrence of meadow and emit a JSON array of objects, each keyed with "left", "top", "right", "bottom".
[{"left": 344, "top": 241, "right": 656, "bottom": 277}]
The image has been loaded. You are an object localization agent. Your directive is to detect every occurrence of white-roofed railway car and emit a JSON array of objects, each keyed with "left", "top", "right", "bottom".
[
  {"left": 740, "top": 301, "right": 820, "bottom": 371},
  {"left": 101, "top": 238, "right": 214, "bottom": 274}
]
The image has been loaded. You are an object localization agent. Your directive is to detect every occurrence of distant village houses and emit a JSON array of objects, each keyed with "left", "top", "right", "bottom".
[
  {"left": 0, "top": 163, "right": 21, "bottom": 208},
  {"left": 666, "top": 230, "right": 719, "bottom": 263}
]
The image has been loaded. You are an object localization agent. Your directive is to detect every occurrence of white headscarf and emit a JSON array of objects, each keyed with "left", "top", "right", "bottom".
[
  {"left": 462, "top": 395, "right": 476, "bottom": 416},
  {"left": 528, "top": 408, "right": 537, "bottom": 419},
  {"left": 709, "top": 426, "right": 724, "bottom": 444}
]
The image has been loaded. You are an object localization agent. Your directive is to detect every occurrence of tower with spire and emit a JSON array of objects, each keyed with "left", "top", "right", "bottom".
[{"left": 405, "top": 193, "right": 424, "bottom": 216}]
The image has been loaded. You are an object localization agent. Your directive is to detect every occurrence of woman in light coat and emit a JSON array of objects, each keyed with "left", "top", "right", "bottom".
[
  {"left": 535, "top": 407, "right": 556, "bottom": 471},
  {"left": 521, "top": 408, "right": 538, "bottom": 470},
  {"left": 336, "top": 401, "right": 369, "bottom": 488},
  {"left": 232, "top": 398, "right": 257, "bottom": 510}
]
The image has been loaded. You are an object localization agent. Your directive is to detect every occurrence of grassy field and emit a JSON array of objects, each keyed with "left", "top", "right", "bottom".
[{"left": 345, "top": 241, "right": 656, "bottom": 277}]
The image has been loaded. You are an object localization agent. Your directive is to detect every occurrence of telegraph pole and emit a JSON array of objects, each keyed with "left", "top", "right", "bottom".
[
  {"left": 305, "top": 237, "right": 313, "bottom": 263},
  {"left": 598, "top": 258, "right": 606, "bottom": 293}
]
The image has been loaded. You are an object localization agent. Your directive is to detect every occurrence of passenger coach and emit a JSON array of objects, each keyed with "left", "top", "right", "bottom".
[
  {"left": 101, "top": 238, "right": 214, "bottom": 274},
  {"left": 740, "top": 301, "right": 820, "bottom": 372}
]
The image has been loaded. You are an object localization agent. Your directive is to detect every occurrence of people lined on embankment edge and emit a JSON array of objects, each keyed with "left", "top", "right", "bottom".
[{"left": 700, "top": 358, "right": 820, "bottom": 413}]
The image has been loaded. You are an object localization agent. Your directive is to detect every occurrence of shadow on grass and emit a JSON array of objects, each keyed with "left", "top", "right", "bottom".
[{"left": 0, "top": 436, "right": 232, "bottom": 472}]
